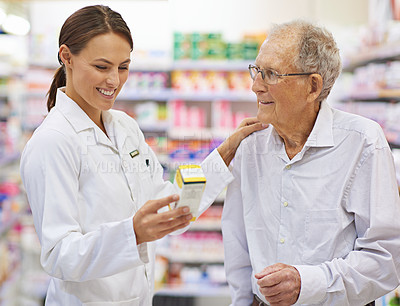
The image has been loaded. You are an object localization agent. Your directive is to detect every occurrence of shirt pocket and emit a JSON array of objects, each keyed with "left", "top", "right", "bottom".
[
  {"left": 302, "top": 209, "right": 348, "bottom": 265},
  {"left": 83, "top": 297, "right": 139, "bottom": 306}
]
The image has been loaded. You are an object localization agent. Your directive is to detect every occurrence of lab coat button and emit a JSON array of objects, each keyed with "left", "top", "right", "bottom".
[
  {"left": 283, "top": 201, "right": 288, "bottom": 207},
  {"left": 280, "top": 238, "right": 285, "bottom": 244},
  {"left": 285, "top": 165, "right": 291, "bottom": 170}
]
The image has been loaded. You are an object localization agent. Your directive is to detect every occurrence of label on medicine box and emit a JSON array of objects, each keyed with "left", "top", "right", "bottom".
[{"left": 170, "top": 165, "right": 206, "bottom": 221}]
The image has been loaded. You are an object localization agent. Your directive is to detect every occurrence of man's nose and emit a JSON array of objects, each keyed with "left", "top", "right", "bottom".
[{"left": 251, "top": 73, "right": 267, "bottom": 93}]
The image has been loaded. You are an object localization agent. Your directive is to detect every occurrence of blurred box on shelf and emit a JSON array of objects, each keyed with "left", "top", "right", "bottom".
[{"left": 173, "top": 31, "right": 263, "bottom": 61}]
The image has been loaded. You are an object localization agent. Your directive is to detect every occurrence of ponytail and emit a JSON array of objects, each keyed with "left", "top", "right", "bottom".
[{"left": 47, "top": 66, "right": 66, "bottom": 112}]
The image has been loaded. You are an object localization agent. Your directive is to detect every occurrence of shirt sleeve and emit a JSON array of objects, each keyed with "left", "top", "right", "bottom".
[
  {"left": 134, "top": 118, "right": 234, "bottom": 233},
  {"left": 198, "top": 148, "right": 234, "bottom": 215},
  {"left": 295, "top": 146, "right": 400, "bottom": 305},
  {"left": 221, "top": 144, "right": 254, "bottom": 305},
  {"left": 20, "top": 129, "right": 146, "bottom": 282}
]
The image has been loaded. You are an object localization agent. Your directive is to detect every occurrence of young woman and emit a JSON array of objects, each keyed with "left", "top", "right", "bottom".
[{"left": 20, "top": 5, "right": 264, "bottom": 306}]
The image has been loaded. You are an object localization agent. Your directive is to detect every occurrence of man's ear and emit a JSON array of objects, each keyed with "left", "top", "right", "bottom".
[
  {"left": 307, "top": 73, "right": 323, "bottom": 103},
  {"left": 59, "top": 44, "right": 72, "bottom": 67}
]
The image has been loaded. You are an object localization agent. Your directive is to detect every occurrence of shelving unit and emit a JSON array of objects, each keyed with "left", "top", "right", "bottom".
[
  {"left": 340, "top": 43, "right": 400, "bottom": 148},
  {"left": 342, "top": 43, "right": 400, "bottom": 73},
  {"left": 116, "top": 59, "right": 256, "bottom": 301}
]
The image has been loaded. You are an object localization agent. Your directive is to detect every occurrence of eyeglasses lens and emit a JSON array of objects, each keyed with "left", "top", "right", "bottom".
[
  {"left": 249, "top": 66, "right": 278, "bottom": 85},
  {"left": 265, "top": 69, "right": 277, "bottom": 84}
]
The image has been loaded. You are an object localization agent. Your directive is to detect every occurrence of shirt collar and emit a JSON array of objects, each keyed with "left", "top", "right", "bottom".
[
  {"left": 305, "top": 100, "right": 334, "bottom": 148},
  {"left": 55, "top": 87, "right": 96, "bottom": 133},
  {"left": 54, "top": 88, "right": 117, "bottom": 149},
  {"left": 266, "top": 100, "right": 334, "bottom": 154}
]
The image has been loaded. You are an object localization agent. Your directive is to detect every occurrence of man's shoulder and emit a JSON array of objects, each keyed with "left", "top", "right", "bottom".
[
  {"left": 239, "top": 127, "right": 274, "bottom": 154},
  {"left": 331, "top": 108, "right": 387, "bottom": 147}
]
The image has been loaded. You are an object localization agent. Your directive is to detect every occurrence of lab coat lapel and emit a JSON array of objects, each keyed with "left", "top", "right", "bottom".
[{"left": 109, "top": 116, "right": 145, "bottom": 207}]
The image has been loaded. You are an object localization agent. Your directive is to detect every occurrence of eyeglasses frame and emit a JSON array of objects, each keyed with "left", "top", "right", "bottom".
[{"left": 248, "top": 64, "right": 316, "bottom": 84}]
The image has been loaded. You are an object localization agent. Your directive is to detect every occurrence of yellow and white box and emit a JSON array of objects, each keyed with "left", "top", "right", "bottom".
[{"left": 170, "top": 165, "right": 206, "bottom": 221}]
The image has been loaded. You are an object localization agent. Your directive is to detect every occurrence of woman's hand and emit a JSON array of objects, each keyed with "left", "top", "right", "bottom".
[
  {"left": 217, "top": 117, "right": 267, "bottom": 166},
  {"left": 133, "top": 194, "right": 192, "bottom": 245}
]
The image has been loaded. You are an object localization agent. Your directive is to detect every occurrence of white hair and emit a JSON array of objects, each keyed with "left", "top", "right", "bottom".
[{"left": 269, "top": 20, "right": 342, "bottom": 102}]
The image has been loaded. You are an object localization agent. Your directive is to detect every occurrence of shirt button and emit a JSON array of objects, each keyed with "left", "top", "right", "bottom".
[
  {"left": 280, "top": 238, "right": 285, "bottom": 244},
  {"left": 285, "top": 165, "right": 291, "bottom": 170},
  {"left": 283, "top": 201, "right": 288, "bottom": 207}
]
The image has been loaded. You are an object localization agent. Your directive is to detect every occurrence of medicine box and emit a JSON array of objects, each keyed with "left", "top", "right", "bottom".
[{"left": 170, "top": 165, "right": 206, "bottom": 221}]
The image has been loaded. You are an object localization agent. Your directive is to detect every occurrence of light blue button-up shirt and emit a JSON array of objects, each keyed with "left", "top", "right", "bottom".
[{"left": 222, "top": 100, "right": 400, "bottom": 305}]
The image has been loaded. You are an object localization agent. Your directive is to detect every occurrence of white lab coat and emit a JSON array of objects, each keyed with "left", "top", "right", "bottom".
[{"left": 20, "top": 88, "right": 234, "bottom": 305}]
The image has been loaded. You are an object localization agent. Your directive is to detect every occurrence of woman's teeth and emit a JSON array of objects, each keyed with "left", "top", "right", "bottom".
[
  {"left": 98, "top": 88, "right": 114, "bottom": 96},
  {"left": 259, "top": 101, "right": 273, "bottom": 105}
]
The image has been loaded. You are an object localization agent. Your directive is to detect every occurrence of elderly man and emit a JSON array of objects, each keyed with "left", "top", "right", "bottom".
[{"left": 222, "top": 20, "right": 400, "bottom": 306}]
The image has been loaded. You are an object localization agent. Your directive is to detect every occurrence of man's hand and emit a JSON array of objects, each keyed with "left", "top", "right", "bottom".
[
  {"left": 255, "top": 263, "right": 301, "bottom": 306},
  {"left": 133, "top": 194, "right": 193, "bottom": 245},
  {"left": 217, "top": 117, "right": 267, "bottom": 166}
]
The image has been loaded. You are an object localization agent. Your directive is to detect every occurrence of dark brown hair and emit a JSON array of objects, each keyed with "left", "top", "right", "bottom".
[{"left": 47, "top": 5, "right": 133, "bottom": 111}]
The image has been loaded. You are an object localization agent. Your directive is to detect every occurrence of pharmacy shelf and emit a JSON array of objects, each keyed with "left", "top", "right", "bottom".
[
  {"left": 343, "top": 43, "right": 400, "bottom": 72},
  {"left": 155, "top": 284, "right": 230, "bottom": 297},
  {"left": 157, "top": 248, "right": 224, "bottom": 264},
  {"left": 0, "top": 213, "right": 20, "bottom": 237},
  {"left": 189, "top": 220, "right": 221, "bottom": 231},
  {"left": 0, "top": 152, "right": 20, "bottom": 168},
  {"left": 172, "top": 59, "right": 250, "bottom": 71},
  {"left": 168, "top": 127, "right": 233, "bottom": 140},
  {"left": 118, "top": 89, "right": 254, "bottom": 102},
  {"left": 138, "top": 122, "right": 170, "bottom": 133},
  {"left": 172, "top": 91, "right": 254, "bottom": 102},
  {"left": 0, "top": 86, "right": 7, "bottom": 99},
  {"left": 344, "top": 88, "right": 400, "bottom": 102},
  {"left": 118, "top": 89, "right": 172, "bottom": 101}
]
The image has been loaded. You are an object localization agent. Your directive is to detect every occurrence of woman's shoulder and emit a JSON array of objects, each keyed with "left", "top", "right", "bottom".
[{"left": 26, "top": 109, "right": 79, "bottom": 154}]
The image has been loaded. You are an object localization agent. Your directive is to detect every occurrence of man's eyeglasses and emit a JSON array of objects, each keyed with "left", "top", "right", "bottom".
[{"left": 248, "top": 64, "right": 315, "bottom": 85}]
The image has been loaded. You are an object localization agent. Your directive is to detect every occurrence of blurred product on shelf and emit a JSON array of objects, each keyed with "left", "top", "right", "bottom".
[
  {"left": 134, "top": 101, "right": 168, "bottom": 128},
  {"left": 124, "top": 71, "right": 169, "bottom": 93},
  {"left": 384, "top": 287, "right": 400, "bottom": 306},
  {"left": 349, "top": 61, "right": 400, "bottom": 94},
  {"left": 0, "top": 177, "right": 49, "bottom": 305},
  {"left": 191, "top": 205, "right": 222, "bottom": 230},
  {"left": 22, "top": 68, "right": 52, "bottom": 131},
  {"left": 168, "top": 99, "right": 252, "bottom": 132},
  {"left": 156, "top": 231, "right": 225, "bottom": 282},
  {"left": 212, "top": 100, "right": 251, "bottom": 130},
  {"left": 171, "top": 70, "right": 252, "bottom": 93},
  {"left": 173, "top": 31, "right": 265, "bottom": 61},
  {"left": 169, "top": 99, "right": 207, "bottom": 129},
  {"left": 154, "top": 202, "right": 226, "bottom": 292}
]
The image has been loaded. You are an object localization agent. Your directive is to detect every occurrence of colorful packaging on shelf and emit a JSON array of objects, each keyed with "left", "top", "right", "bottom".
[{"left": 169, "top": 165, "right": 206, "bottom": 221}]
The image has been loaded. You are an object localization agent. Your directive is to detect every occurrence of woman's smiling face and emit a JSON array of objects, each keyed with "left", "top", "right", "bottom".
[{"left": 64, "top": 32, "right": 131, "bottom": 117}]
